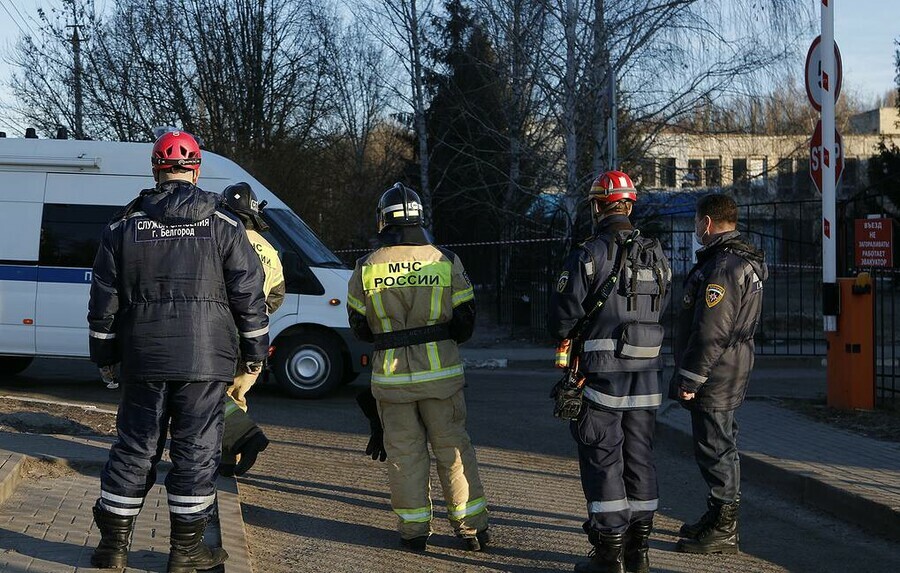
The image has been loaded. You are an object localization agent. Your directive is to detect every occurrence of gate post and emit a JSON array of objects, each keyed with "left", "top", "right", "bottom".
[{"left": 826, "top": 274, "right": 875, "bottom": 409}]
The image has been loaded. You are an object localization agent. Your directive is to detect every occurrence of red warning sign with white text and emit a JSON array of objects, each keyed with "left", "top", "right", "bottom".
[{"left": 855, "top": 218, "right": 893, "bottom": 268}]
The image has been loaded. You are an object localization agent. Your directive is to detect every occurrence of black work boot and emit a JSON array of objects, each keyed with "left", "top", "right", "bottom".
[
  {"left": 399, "top": 535, "right": 429, "bottom": 552},
  {"left": 676, "top": 500, "right": 740, "bottom": 554},
  {"left": 574, "top": 531, "right": 625, "bottom": 573},
  {"left": 679, "top": 496, "right": 717, "bottom": 539},
  {"left": 167, "top": 516, "right": 229, "bottom": 573},
  {"left": 90, "top": 504, "right": 136, "bottom": 569},
  {"left": 462, "top": 528, "right": 491, "bottom": 551},
  {"left": 623, "top": 520, "right": 652, "bottom": 573}
]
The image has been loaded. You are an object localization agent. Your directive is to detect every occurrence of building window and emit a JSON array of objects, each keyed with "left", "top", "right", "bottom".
[
  {"left": 640, "top": 159, "right": 657, "bottom": 187},
  {"left": 686, "top": 159, "right": 703, "bottom": 187},
  {"left": 795, "top": 161, "right": 811, "bottom": 195},
  {"left": 663, "top": 158, "right": 677, "bottom": 188},
  {"left": 777, "top": 158, "right": 793, "bottom": 192},
  {"left": 732, "top": 158, "right": 748, "bottom": 190},
  {"left": 705, "top": 159, "right": 721, "bottom": 188},
  {"left": 844, "top": 157, "right": 859, "bottom": 190}
]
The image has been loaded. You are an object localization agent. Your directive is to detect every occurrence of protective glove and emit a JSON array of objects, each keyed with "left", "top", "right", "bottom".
[
  {"left": 356, "top": 388, "right": 387, "bottom": 462},
  {"left": 229, "top": 369, "right": 260, "bottom": 412},
  {"left": 99, "top": 364, "right": 120, "bottom": 390},
  {"left": 366, "top": 428, "right": 387, "bottom": 462},
  {"left": 550, "top": 369, "right": 584, "bottom": 420}
]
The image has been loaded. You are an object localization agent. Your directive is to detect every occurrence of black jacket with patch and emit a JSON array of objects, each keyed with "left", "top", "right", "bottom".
[
  {"left": 87, "top": 181, "right": 269, "bottom": 382},
  {"left": 671, "top": 231, "right": 768, "bottom": 411}
]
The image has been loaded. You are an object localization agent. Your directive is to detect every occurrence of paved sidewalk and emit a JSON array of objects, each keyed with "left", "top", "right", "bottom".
[
  {"left": 463, "top": 348, "right": 900, "bottom": 539},
  {"left": 658, "top": 399, "right": 900, "bottom": 541},
  {"left": 0, "top": 432, "right": 252, "bottom": 573}
]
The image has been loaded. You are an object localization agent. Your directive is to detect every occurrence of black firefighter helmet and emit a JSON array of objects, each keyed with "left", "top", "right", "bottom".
[
  {"left": 222, "top": 182, "right": 268, "bottom": 231},
  {"left": 377, "top": 182, "right": 423, "bottom": 232}
]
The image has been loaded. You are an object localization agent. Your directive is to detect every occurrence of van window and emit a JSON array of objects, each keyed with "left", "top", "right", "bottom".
[
  {"left": 264, "top": 208, "right": 344, "bottom": 268},
  {"left": 40, "top": 204, "right": 121, "bottom": 268}
]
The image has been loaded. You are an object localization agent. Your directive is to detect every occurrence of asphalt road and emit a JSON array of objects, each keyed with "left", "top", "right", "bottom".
[{"left": 2, "top": 360, "right": 898, "bottom": 573}]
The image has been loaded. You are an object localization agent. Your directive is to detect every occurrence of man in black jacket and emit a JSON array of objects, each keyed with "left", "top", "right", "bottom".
[
  {"left": 549, "top": 171, "right": 671, "bottom": 573},
  {"left": 670, "top": 193, "right": 768, "bottom": 555},
  {"left": 87, "top": 131, "right": 269, "bottom": 572}
]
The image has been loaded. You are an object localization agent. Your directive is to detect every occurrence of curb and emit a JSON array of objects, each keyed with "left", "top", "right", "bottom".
[
  {"left": 656, "top": 405, "right": 900, "bottom": 542},
  {"left": 0, "top": 448, "right": 254, "bottom": 573},
  {"left": 0, "top": 451, "right": 25, "bottom": 506}
]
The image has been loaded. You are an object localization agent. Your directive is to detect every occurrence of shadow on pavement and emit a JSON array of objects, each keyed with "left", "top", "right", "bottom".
[{"left": 242, "top": 503, "right": 573, "bottom": 573}]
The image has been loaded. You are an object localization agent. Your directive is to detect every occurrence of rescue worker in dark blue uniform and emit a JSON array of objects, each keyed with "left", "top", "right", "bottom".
[
  {"left": 549, "top": 170, "right": 671, "bottom": 573},
  {"left": 670, "top": 193, "right": 767, "bottom": 555},
  {"left": 87, "top": 131, "right": 269, "bottom": 573}
]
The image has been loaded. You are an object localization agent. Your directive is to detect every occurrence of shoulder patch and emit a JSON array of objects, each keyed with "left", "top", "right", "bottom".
[
  {"left": 705, "top": 284, "right": 726, "bottom": 308},
  {"left": 557, "top": 271, "right": 570, "bottom": 293}
]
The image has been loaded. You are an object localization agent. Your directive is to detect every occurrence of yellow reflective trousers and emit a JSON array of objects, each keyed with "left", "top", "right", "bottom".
[{"left": 379, "top": 389, "right": 488, "bottom": 538}]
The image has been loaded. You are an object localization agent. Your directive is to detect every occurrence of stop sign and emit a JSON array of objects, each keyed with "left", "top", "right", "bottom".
[{"left": 809, "top": 119, "right": 843, "bottom": 194}]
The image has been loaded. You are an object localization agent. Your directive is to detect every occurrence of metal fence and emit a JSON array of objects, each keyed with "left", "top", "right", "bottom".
[{"left": 335, "top": 194, "right": 900, "bottom": 403}]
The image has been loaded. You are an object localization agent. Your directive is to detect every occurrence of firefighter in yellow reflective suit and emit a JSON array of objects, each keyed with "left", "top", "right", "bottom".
[
  {"left": 219, "top": 182, "right": 285, "bottom": 477},
  {"left": 347, "top": 183, "right": 490, "bottom": 552}
]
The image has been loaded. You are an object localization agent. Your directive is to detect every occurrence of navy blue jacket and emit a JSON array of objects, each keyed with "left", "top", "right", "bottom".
[
  {"left": 671, "top": 231, "right": 768, "bottom": 411},
  {"left": 549, "top": 215, "right": 671, "bottom": 410},
  {"left": 87, "top": 181, "right": 269, "bottom": 382}
]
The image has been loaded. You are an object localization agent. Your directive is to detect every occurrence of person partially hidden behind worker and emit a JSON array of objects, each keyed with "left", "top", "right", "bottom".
[
  {"left": 348, "top": 182, "right": 490, "bottom": 552},
  {"left": 218, "top": 182, "right": 286, "bottom": 477}
]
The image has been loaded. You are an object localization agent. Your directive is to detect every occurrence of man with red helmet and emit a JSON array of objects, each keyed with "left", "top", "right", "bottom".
[
  {"left": 87, "top": 131, "right": 268, "bottom": 572},
  {"left": 549, "top": 170, "right": 671, "bottom": 573}
]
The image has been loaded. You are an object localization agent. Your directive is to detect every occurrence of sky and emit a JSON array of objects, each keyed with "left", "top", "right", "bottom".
[{"left": 0, "top": 0, "right": 896, "bottom": 135}]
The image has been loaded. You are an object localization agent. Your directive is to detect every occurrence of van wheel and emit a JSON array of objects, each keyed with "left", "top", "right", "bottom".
[
  {"left": 0, "top": 357, "right": 33, "bottom": 375},
  {"left": 273, "top": 334, "right": 344, "bottom": 399}
]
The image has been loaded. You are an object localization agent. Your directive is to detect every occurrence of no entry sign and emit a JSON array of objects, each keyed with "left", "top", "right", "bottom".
[{"left": 855, "top": 218, "right": 893, "bottom": 268}]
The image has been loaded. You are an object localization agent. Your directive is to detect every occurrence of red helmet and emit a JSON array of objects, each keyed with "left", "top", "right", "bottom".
[
  {"left": 151, "top": 131, "right": 201, "bottom": 172},
  {"left": 589, "top": 170, "right": 637, "bottom": 203}
]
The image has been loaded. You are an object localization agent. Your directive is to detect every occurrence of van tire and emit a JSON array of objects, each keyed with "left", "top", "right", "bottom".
[
  {"left": 273, "top": 333, "right": 344, "bottom": 399},
  {"left": 0, "top": 357, "right": 33, "bottom": 375}
]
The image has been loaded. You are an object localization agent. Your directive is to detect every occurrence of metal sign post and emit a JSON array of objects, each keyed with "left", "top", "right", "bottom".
[{"left": 821, "top": 0, "right": 838, "bottom": 332}]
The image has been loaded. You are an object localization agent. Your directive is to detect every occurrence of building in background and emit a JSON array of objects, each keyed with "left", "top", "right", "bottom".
[{"left": 639, "top": 107, "right": 900, "bottom": 196}]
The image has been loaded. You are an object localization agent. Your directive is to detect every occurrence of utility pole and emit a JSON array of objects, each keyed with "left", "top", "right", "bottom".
[
  {"left": 607, "top": 73, "right": 617, "bottom": 170},
  {"left": 66, "top": 18, "right": 84, "bottom": 140}
]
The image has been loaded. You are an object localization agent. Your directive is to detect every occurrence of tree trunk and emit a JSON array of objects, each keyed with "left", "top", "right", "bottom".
[
  {"left": 562, "top": 0, "right": 579, "bottom": 240},
  {"left": 590, "top": 0, "right": 608, "bottom": 176},
  {"left": 409, "top": 0, "right": 433, "bottom": 230}
]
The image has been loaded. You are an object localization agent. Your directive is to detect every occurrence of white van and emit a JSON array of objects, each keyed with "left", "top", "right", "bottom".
[{"left": 0, "top": 137, "right": 369, "bottom": 398}]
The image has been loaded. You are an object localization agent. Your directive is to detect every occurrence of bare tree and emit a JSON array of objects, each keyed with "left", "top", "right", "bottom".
[
  {"left": 474, "top": 0, "right": 557, "bottom": 228},
  {"left": 8, "top": 0, "right": 335, "bottom": 157},
  {"left": 354, "top": 0, "right": 437, "bottom": 229},
  {"left": 533, "top": 0, "right": 814, "bottom": 236}
]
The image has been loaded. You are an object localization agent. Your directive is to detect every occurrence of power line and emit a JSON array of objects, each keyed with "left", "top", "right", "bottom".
[
  {"left": 0, "top": 0, "right": 29, "bottom": 39},
  {"left": 5, "top": 0, "right": 39, "bottom": 38},
  {"left": 0, "top": 0, "right": 37, "bottom": 38}
]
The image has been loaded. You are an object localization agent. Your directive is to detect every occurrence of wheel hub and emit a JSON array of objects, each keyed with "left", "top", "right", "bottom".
[{"left": 287, "top": 347, "right": 329, "bottom": 389}]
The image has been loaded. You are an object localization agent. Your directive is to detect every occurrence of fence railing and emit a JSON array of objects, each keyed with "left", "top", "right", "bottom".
[{"left": 335, "top": 194, "right": 899, "bottom": 403}]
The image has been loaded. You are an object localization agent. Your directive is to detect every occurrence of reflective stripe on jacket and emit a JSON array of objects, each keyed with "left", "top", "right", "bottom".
[{"left": 347, "top": 243, "right": 473, "bottom": 404}]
